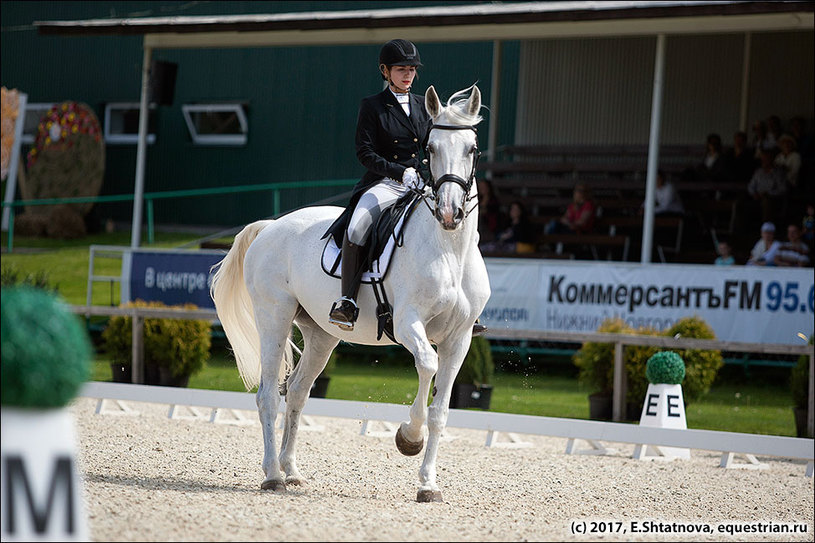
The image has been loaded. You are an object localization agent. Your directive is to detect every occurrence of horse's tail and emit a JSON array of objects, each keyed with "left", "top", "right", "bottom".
[{"left": 211, "top": 219, "right": 292, "bottom": 391}]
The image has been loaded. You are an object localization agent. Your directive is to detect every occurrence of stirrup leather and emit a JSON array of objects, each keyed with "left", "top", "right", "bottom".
[{"left": 328, "top": 296, "right": 359, "bottom": 330}]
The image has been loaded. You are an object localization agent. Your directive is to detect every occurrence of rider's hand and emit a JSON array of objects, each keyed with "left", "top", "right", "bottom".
[{"left": 402, "top": 167, "right": 422, "bottom": 190}]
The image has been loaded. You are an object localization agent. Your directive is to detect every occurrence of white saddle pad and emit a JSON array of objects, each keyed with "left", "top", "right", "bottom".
[{"left": 321, "top": 210, "right": 408, "bottom": 283}]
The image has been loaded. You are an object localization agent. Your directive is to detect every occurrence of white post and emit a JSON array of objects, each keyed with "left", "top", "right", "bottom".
[
  {"left": 131, "top": 44, "right": 152, "bottom": 248},
  {"left": 641, "top": 34, "right": 666, "bottom": 264},
  {"left": 487, "top": 40, "right": 502, "bottom": 164}
]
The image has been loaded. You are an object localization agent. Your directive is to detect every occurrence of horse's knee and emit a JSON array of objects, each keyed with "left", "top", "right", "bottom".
[{"left": 413, "top": 349, "right": 438, "bottom": 381}]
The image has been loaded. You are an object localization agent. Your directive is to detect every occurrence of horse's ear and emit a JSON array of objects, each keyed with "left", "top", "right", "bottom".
[
  {"left": 425, "top": 85, "right": 441, "bottom": 118},
  {"left": 466, "top": 85, "right": 481, "bottom": 117}
]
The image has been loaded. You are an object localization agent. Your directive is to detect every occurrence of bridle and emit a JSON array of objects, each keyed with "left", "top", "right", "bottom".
[{"left": 421, "top": 124, "right": 481, "bottom": 220}]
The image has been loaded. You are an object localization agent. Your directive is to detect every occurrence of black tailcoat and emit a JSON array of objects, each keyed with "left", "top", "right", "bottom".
[{"left": 324, "top": 88, "right": 432, "bottom": 244}]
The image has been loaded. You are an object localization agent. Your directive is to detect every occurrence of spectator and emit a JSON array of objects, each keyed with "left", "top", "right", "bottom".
[
  {"left": 544, "top": 182, "right": 595, "bottom": 235},
  {"left": 747, "top": 148, "right": 786, "bottom": 226},
  {"left": 774, "top": 134, "right": 802, "bottom": 194},
  {"left": 714, "top": 239, "right": 735, "bottom": 266},
  {"left": 766, "top": 115, "right": 782, "bottom": 151},
  {"left": 477, "top": 179, "right": 503, "bottom": 243},
  {"left": 696, "top": 133, "right": 728, "bottom": 183},
  {"left": 724, "top": 130, "right": 756, "bottom": 184},
  {"left": 752, "top": 120, "right": 773, "bottom": 159},
  {"left": 775, "top": 224, "right": 811, "bottom": 267},
  {"left": 480, "top": 200, "right": 535, "bottom": 254},
  {"left": 746, "top": 222, "right": 781, "bottom": 266},
  {"left": 801, "top": 202, "right": 815, "bottom": 249},
  {"left": 641, "top": 169, "right": 684, "bottom": 216}
]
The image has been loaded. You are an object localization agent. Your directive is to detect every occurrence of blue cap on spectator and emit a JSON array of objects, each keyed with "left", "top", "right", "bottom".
[{"left": 761, "top": 222, "right": 775, "bottom": 233}]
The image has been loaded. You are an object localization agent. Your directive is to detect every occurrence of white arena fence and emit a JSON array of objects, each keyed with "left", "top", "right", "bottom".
[
  {"left": 72, "top": 305, "right": 814, "bottom": 476},
  {"left": 79, "top": 381, "right": 813, "bottom": 477}
]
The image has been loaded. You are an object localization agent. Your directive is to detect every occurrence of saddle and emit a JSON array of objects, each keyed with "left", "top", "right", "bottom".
[{"left": 321, "top": 192, "right": 421, "bottom": 342}]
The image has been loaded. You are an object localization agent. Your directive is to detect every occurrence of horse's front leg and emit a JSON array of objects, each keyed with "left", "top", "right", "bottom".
[
  {"left": 393, "top": 313, "right": 438, "bottom": 458},
  {"left": 416, "top": 330, "right": 471, "bottom": 502}
]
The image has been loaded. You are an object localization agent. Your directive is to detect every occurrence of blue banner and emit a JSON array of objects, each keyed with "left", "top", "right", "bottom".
[{"left": 128, "top": 251, "right": 224, "bottom": 309}]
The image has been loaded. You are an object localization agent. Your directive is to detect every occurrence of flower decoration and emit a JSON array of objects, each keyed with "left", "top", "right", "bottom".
[
  {"left": 1, "top": 87, "right": 21, "bottom": 181},
  {"left": 26, "top": 101, "right": 102, "bottom": 171}
]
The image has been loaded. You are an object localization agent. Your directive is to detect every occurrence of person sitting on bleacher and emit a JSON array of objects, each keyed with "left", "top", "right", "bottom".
[
  {"left": 746, "top": 222, "right": 781, "bottom": 266},
  {"left": 480, "top": 200, "right": 535, "bottom": 254},
  {"left": 775, "top": 223, "right": 810, "bottom": 267},
  {"left": 544, "top": 182, "right": 595, "bottom": 235},
  {"left": 640, "top": 170, "right": 684, "bottom": 217}
]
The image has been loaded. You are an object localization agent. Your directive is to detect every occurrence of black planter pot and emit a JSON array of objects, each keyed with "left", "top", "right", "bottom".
[
  {"left": 310, "top": 375, "right": 330, "bottom": 398},
  {"left": 794, "top": 407, "right": 812, "bottom": 438},
  {"left": 110, "top": 363, "right": 131, "bottom": 383},
  {"left": 588, "top": 393, "right": 612, "bottom": 421},
  {"left": 157, "top": 367, "right": 190, "bottom": 388},
  {"left": 450, "top": 383, "right": 493, "bottom": 410}
]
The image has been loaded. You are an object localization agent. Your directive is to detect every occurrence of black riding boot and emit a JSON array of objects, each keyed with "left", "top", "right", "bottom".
[{"left": 328, "top": 234, "right": 364, "bottom": 330}]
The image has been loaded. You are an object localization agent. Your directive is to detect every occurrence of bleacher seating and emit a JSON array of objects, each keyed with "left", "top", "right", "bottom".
[{"left": 478, "top": 143, "right": 745, "bottom": 263}]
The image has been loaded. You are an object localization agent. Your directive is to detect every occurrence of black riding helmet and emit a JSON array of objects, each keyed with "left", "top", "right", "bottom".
[{"left": 379, "top": 39, "right": 422, "bottom": 80}]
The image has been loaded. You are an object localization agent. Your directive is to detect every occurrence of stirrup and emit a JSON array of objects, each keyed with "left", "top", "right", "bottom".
[
  {"left": 328, "top": 297, "right": 359, "bottom": 331},
  {"left": 473, "top": 323, "right": 488, "bottom": 336}
]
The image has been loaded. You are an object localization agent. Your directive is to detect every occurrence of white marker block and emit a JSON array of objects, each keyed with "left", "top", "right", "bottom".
[
  {"left": 634, "top": 383, "right": 691, "bottom": 460},
  {"left": 1, "top": 408, "right": 89, "bottom": 541}
]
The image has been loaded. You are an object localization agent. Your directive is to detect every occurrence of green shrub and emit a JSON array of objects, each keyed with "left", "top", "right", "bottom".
[
  {"left": 646, "top": 351, "right": 686, "bottom": 385},
  {"left": 456, "top": 336, "right": 494, "bottom": 386},
  {"left": 573, "top": 315, "right": 724, "bottom": 405},
  {"left": 790, "top": 334, "right": 812, "bottom": 409},
  {"left": 662, "top": 316, "right": 723, "bottom": 404},
  {"left": 0, "top": 264, "right": 58, "bottom": 293},
  {"left": 572, "top": 317, "right": 633, "bottom": 396},
  {"left": 102, "top": 300, "right": 211, "bottom": 378}
]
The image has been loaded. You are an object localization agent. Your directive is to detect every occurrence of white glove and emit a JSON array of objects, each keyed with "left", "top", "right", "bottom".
[{"left": 402, "top": 167, "right": 422, "bottom": 190}]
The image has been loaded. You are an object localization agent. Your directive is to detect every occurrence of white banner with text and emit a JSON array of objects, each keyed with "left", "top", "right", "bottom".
[{"left": 480, "top": 259, "right": 814, "bottom": 345}]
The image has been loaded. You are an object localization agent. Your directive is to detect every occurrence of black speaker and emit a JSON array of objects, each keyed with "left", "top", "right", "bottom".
[{"left": 149, "top": 60, "right": 177, "bottom": 106}]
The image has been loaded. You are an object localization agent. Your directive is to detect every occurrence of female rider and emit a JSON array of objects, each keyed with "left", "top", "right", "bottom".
[{"left": 324, "top": 39, "right": 432, "bottom": 331}]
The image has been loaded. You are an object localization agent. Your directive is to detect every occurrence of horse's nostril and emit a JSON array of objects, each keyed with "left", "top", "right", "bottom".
[{"left": 454, "top": 208, "right": 465, "bottom": 223}]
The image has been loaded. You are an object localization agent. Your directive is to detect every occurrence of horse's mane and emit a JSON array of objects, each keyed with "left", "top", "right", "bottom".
[{"left": 439, "top": 85, "right": 483, "bottom": 126}]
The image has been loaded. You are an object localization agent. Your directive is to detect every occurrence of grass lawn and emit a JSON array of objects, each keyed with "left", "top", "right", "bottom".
[{"left": 89, "top": 348, "right": 799, "bottom": 437}]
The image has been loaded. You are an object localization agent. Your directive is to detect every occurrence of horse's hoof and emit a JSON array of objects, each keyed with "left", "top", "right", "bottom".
[
  {"left": 416, "top": 489, "right": 443, "bottom": 503},
  {"left": 395, "top": 426, "right": 424, "bottom": 456},
  {"left": 260, "top": 479, "right": 287, "bottom": 491},
  {"left": 285, "top": 476, "right": 304, "bottom": 486}
]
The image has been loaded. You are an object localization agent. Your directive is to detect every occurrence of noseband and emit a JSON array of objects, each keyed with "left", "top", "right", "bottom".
[{"left": 423, "top": 124, "right": 481, "bottom": 219}]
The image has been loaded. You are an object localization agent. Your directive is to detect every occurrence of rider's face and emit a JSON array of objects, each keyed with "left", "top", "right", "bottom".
[{"left": 385, "top": 65, "right": 417, "bottom": 92}]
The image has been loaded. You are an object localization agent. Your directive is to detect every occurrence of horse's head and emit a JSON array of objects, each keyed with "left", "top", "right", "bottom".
[{"left": 424, "top": 85, "right": 482, "bottom": 231}]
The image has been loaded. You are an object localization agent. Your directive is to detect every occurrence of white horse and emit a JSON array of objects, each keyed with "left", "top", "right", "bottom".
[{"left": 210, "top": 85, "right": 490, "bottom": 502}]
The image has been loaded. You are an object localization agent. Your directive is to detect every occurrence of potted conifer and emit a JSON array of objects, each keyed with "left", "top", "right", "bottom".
[
  {"left": 102, "top": 300, "right": 211, "bottom": 387},
  {"left": 450, "top": 336, "right": 494, "bottom": 409}
]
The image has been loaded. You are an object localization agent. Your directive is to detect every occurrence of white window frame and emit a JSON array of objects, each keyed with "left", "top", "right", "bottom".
[
  {"left": 21, "top": 103, "right": 58, "bottom": 144},
  {"left": 181, "top": 103, "right": 248, "bottom": 146},
  {"left": 104, "top": 102, "right": 157, "bottom": 145}
]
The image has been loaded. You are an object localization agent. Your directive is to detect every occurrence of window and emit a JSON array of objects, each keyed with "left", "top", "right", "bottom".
[
  {"left": 104, "top": 102, "right": 157, "bottom": 144},
  {"left": 182, "top": 103, "right": 248, "bottom": 146},
  {"left": 21, "top": 103, "right": 57, "bottom": 144}
]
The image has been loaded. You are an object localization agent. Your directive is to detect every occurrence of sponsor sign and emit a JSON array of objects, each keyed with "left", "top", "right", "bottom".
[
  {"left": 123, "top": 249, "right": 224, "bottom": 309},
  {"left": 481, "top": 259, "right": 814, "bottom": 345}
]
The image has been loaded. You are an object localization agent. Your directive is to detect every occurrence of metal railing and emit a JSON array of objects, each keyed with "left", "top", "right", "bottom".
[{"left": 1, "top": 178, "right": 356, "bottom": 252}]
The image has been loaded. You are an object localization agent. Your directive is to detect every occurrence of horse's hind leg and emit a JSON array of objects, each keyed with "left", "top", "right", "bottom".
[
  {"left": 279, "top": 313, "right": 339, "bottom": 485},
  {"left": 255, "top": 301, "right": 298, "bottom": 491}
]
